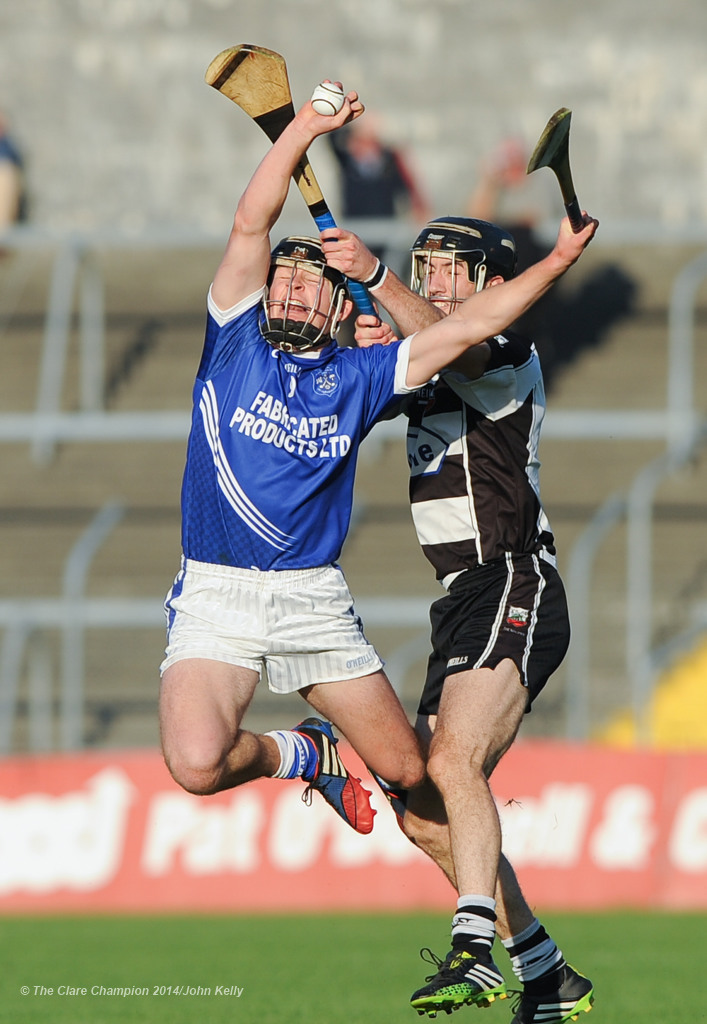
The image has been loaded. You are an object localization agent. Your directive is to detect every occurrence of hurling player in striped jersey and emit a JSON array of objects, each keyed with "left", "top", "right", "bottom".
[
  {"left": 158, "top": 84, "right": 595, "bottom": 901},
  {"left": 322, "top": 218, "right": 596, "bottom": 1023}
]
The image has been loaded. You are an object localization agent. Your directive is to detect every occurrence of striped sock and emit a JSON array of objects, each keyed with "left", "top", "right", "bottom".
[
  {"left": 265, "top": 729, "right": 316, "bottom": 779},
  {"left": 451, "top": 894, "right": 497, "bottom": 954},
  {"left": 502, "top": 919, "right": 564, "bottom": 983}
]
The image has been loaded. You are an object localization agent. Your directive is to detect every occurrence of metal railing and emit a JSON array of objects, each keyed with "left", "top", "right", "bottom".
[
  {"left": 565, "top": 422, "right": 707, "bottom": 742},
  {"left": 0, "top": 220, "right": 702, "bottom": 454},
  {"left": 564, "top": 244, "right": 707, "bottom": 740},
  {"left": 625, "top": 422, "right": 707, "bottom": 743},
  {"left": 0, "top": 501, "right": 434, "bottom": 752},
  {"left": 0, "top": 222, "right": 705, "bottom": 749}
]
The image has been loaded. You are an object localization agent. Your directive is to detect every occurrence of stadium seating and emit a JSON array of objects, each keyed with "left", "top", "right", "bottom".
[{"left": 0, "top": 233, "right": 705, "bottom": 752}]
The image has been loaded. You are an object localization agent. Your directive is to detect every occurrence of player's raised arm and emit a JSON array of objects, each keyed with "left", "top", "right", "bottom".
[
  {"left": 405, "top": 214, "right": 597, "bottom": 387},
  {"left": 212, "top": 90, "right": 364, "bottom": 310}
]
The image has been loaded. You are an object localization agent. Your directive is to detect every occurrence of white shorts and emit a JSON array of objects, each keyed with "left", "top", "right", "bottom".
[{"left": 161, "top": 559, "right": 383, "bottom": 693}]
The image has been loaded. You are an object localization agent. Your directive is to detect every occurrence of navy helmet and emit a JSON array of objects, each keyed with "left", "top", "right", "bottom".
[
  {"left": 263, "top": 236, "right": 349, "bottom": 351},
  {"left": 411, "top": 217, "right": 517, "bottom": 301}
]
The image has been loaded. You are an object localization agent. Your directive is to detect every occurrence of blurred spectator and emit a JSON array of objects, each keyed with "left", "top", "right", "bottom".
[
  {"left": 327, "top": 114, "right": 430, "bottom": 341},
  {"left": 0, "top": 111, "right": 26, "bottom": 229},
  {"left": 466, "top": 136, "right": 556, "bottom": 273},
  {"left": 325, "top": 114, "right": 430, "bottom": 342},
  {"left": 327, "top": 114, "right": 430, "bottom": 233}
]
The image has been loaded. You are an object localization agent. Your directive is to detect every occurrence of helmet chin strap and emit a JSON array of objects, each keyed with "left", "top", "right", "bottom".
[
  {"left": 328, "top": 287, "right": 347, "bottom": 338},
  {"left": 474, "top": 262, "right": 488, "bottom": 293}
]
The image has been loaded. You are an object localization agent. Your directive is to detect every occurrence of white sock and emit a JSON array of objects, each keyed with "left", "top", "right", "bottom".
[
  {"left": 452, "top": 894, "right": 497, "bottom": 953},
  {"left": 264, "top": 729, "right": 311, "bottom": 779},
  {"left": 502, "top": 918, "right": 564, "bottom": 982}
]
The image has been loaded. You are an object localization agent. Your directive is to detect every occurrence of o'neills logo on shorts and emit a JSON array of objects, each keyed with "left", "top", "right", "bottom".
[
  {"left": 447, "top": 655, "right": 468, "bottom": 668},
  {"left": 346, "top": 653, "right": 375, "bottom": 671},
  {"left": 507, "top": 605, "right": 529, "bottom": 628}
]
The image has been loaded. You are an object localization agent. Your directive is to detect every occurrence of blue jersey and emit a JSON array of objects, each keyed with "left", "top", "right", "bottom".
[{"left": 180, "top": 289, "right": 415, "bottom": 570}]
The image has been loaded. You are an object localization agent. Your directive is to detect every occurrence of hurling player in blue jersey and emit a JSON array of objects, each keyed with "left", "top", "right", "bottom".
[
  {"left": 158, "top": 84, "right": 597, "bottom": 843},
  {"left": 322, "top": 219, "right": 597, "bottom": 1021}
]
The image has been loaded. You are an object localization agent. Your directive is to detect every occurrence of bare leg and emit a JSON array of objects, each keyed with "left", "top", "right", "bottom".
[
  {"left": 495, "top": 854, "right": 537, "bottom": 937},
  {"left": 403, "top": 670, "right": 592, "bottom": 1013},
  {"left": 302, "top": 670, "right": 425, "bottom": 791},
  {"left": 421, "top": 659, "right": 526, "bottom": 896},
  {"left": 406, "top": 789, "right": 536, "bottom": 937},
  {"left": 159, "top": 658, "right": 279, "bottom": 794},
  {"left": 404, "top": 663, "right": 535, "bottom": 936},
  {"left": 404, "top": 719, "right": 457, "bottom": 884}
]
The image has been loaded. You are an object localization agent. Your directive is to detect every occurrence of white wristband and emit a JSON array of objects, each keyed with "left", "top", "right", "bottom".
[{"left": 362, "top": 259, "right": 389, "bottom": 292}]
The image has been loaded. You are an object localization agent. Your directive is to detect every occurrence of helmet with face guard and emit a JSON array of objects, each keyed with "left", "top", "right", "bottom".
[
  {"left": 410, "top": 217, "right": 517, "bottom": 303},
  {"left": 263, "top": 236, "right": 349, "bottom": 351}
]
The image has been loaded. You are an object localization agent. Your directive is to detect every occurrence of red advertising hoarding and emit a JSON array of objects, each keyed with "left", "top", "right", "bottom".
[{"left": 0, "top": 741, "right": 705, "bottom": 913}]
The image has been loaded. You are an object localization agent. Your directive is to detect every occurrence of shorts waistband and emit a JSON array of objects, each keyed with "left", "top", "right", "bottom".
[
  {"left": 181, "top": 557, "right": 335, "bottom": 589},
  {"left": 444, "top": 550, "right": 556, "bottom": 591}
]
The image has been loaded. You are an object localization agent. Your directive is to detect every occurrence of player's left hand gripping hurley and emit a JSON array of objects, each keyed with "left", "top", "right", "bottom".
[{"left": 205, "top": 44, "right": 377, "bottom": 315}]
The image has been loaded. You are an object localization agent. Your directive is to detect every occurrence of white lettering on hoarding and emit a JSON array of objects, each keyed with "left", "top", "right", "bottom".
[
  {"left": 264, "top": 786, "right": 418, "bottom": 868},
  {"left": 265, "top": 788, "right": 423, "bottom": 871},
  {"left": 142, "top": 785, "right": 420, "bottom": 877},
  {"left": 141, "top": 790, "right": 266, "bottom": 876},
  {"left": 0, "top": 768, "right": 134, "bottom": 895},
  {"left": 267, "top": 788, "right": 331, "bottom": 871},
  {"left": 590, "top": 785, "right": 656, "bottom": 870},
  {"left": 5, "top": 762, "right": 705, "bottom": 906},
  {"left": 669, "top": 788, "right": 707, "bottom": 873}
]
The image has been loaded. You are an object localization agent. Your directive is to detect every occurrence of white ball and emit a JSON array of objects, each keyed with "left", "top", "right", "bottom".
[{"left": 310, "top": 82, "right": 345, "bottom": 116}]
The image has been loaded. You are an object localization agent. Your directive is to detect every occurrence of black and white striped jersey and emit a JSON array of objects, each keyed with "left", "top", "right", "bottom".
[{"left": 406, "top": 331, "right": 557, "bottom": 588}]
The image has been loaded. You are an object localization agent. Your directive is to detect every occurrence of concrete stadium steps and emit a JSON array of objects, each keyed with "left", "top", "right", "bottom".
[{"left": 1, "top": 240, "right": 706, "bottom": 751}]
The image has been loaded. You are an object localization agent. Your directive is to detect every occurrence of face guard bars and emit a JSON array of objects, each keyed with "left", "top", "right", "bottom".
[
  {"left": 410, "top": 218, "right": 517, "bottom": 310},
  {"left": 411, "top": 247, "right": 489, "bottom": 310},
  {"left": 262, "top": 256, "right": 348, "bottom": 353}
]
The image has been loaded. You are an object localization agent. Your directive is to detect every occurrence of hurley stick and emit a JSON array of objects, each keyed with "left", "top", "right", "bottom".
[{"left": 205, "top": 44, "right": 376, "bottom": 314}]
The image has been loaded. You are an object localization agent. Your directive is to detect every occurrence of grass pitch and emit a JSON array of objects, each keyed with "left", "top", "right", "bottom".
[{"left": 1, "top": 910, "right": 702, "bottom": 1024}]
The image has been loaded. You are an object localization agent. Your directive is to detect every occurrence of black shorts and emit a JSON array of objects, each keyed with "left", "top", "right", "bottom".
[{"left": 417, "top": 553, "right": 570, "bottom": 717}]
